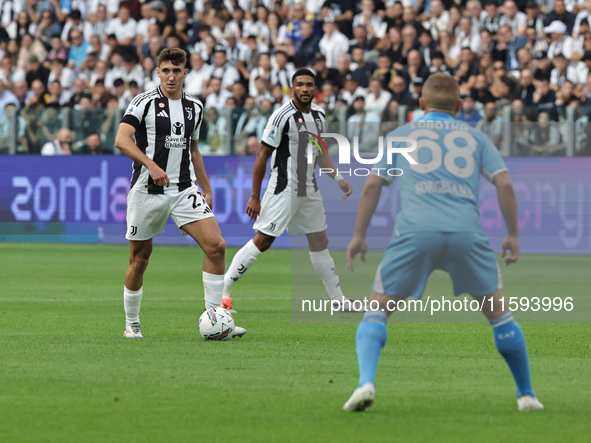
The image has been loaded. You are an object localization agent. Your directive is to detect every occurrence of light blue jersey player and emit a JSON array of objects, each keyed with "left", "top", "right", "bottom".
[{"left": 343, "top": 73, "right": 543, "bottom": 413}]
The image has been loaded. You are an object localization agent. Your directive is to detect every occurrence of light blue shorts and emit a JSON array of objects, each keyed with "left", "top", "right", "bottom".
[{"left": 372, "top": 231, "right": 502, "bottom": 299}]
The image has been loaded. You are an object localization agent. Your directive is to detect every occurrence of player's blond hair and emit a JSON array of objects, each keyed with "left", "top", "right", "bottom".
[{"left": 422, "top": 73, "right": 460, "bottom": 113}]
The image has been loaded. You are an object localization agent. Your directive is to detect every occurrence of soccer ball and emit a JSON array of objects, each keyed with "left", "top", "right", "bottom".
[{"left": 198, "top": 307, "right": 235, "bottom": 340}]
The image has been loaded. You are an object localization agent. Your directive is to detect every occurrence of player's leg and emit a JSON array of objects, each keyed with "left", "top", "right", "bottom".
[
  {"left": 476, "top": 289, "right": 543, "bottom": 411},
  {"left": 123, "top": 239, "right": 153, "bottom": 338},
  {"left": 344, "top": 291, "right": 407, "bottom": 412},
  {"left": 123, "top": 189, "right": 168, "bottom": 338},
  {"left": 345, "top": 232, "right": 437, "bottom": 411},
  {"left": 222, "top": 231, "right": 275, "bottom": 301},
  {"left": 445, "top": 231, "right": 542, "bottom": 410},
  {"left": 181, "top": 217, "right": 227, "bottom": 310},
  {"left": 306, "top": 230, "right": 349, "bottom": 304},
  {"left": 223, "top": 190, "right": 290, "bottom": 301}
]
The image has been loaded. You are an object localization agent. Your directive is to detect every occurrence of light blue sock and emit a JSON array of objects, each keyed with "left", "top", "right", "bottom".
[
  {"left": 356, "top": 310, "right": 388, "bottom": 387},
  {"left": 491, "top": 311, "right": 535, "bottom": 398}
]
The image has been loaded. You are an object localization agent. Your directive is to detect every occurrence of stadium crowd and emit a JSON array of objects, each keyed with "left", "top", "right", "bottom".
[{"left": 1, "top": 0, "right": 591, "bottom": 155}]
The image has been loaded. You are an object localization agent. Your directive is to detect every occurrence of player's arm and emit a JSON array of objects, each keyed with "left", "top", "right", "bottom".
[
  {"left": 246, "top": 144, "right": 274, "bottom": 221},
  {"left": 346, "top": 175, "right": 388, "bottom": 271},
  {"left": 115, "top": 122, "right": 170, "bottom": 187},
  {"left": 316, "top": 153, "right": 353, "bottom": 199},
  {"left": 494, "top": 171, "right": 519, "bottom": 266},
  {"left": 190, "top": 139, "right": 213, "bottom": 207}
]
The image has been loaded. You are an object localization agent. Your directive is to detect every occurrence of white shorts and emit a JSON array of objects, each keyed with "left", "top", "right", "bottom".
[
  {"left": 126, "top": 185, "right": 215, "bottom": 241},
  {"left": 253, "top": 190, "right": 327, "bottom": 237}
]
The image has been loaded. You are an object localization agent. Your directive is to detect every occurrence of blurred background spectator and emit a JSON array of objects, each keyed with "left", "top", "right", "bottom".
[{"left": 0, "top": 0, "right": 589, "bottom": 156}]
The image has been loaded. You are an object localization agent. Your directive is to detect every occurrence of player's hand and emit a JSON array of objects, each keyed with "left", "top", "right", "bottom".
[
  {"left": 148, "top": 164, "right": 170, "bottom": 187},
  {"left": 346, "top": 236, "right": 368, "bottom": 271},
  {"left": 339, "top": 180, "right": 353, "bottom": 199},
  {"left": 202, "top": 190, "right": 213, "bottom": 208},
  {"left": 246, "top": 196, "right": 261, "bottom": 221},
  {"left": 501, "top": 235, "right": 520, "bottom": 266}
]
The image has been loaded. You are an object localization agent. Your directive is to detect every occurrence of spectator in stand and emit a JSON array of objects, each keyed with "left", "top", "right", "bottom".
[
  {"left": 79, "top": 132, "right": 113, "bottom": 155},
  {"left": 453, "top": 16, "right": 481, "bottom": 55},
  {"left": 61, "top": 10, "right": 93, "bottom": 44},
  {"left": 573, "top": 0, "right": 591, "bottom": 39},
  {"left": 493, "top": 25, "right": 527, "bottom": 74},
  {"left": 270, "top": 50, "right": 295, "bottom": 95},
  {"left": 545, "top": 21, "right": 574, "bottom": 60},
  {"left": 353, "top": 0, "right": 383, "bottom": 39},
  {"left": 105, "top": 6, "right": 138, "bottom": 47},
  {"left": 313, "top": 53, "right": 342, "bottom": 90},
  {"left": 482, "top": 0, "right": 503, "bottom": 36},
  {"left": 550, "top": 53, "right": 579, "bottom": 91},
  {"left": 454, "top": 47, "right": 479, "bottom": 94},
  {"left": 525, "top": 1, "right": 544, "bottom": 35},
  {"left": 67, "top": 30, "right": 90, "bottom": 69},
  {"left": 184, "top": 53, "right": 213, "bottom": 98},
  {"left": 0, "top": 79, "right": 19, "bottom": 114},
  {"left": 26, "top": 56, "right": 51, "bottom": 88},
  {"left": 518, "top": 47, "right": 534, "bottom": 72},
  {"left": 429, "top": 50, "right": 452, "bottom": 75},
  {"left": 35, "top": 11, "right": 63, "bottom": 52},
  {"left": 204, "top": 77, "right": 233, "bottom": 112},
  {"left": 350, "top": 47, "right": 377, "bottom": 88},
  {"left": 390, "top": 76, "right": 411, "bottom": 104},
  {"left": 319, "top": 16, "right": 350, "bottom": 69},
  {"left": 347, "top": 95, "right": 381, "bottom": 152},
  {"left": 481, "top": 101, "right": 503, "bottom": 148},
  {"left": 17, "top": 34, "right": 48, "bottom": 71},
  {"left": 471, "top": 74, "right": 496, "bottom": 106},
  {"left": 210, "top": 46, "right": 241, "bottom": 91},
  {"left": 297, "top": 20, "right": 321, "bottom": 66},
  {"left": 0, "top": 56, "right": 26, "bottom": 89},
  {"left": 13, "top": 81, "right": 32, "bottom": 109},
  {"left": 524, "top": 27, "right": 548, "bottom": 60},
  {"left": 401, "top": 50, "right": 430, "bottom": 90},
  {"left": 373, "top": 52, "right": 398, "bottom": 93},
  {"left": 532, "top": 51, "right": 553, "bottom": 81},
  {"left": 340, "top": 74, "right": 367, "bottom": 105},
  {"left": 514, "top": 68, "right": 535, "bottom": 106},
  {"left": 41, "top": 127, "right": 72, "bottom": 156},
  {"left": 349, "top": 25, "right": 372, "bottom": 54},
  {"left": 544, "top": 0, "right": 576, "bottom": 36},
  {"left": 499, "top": 0, "right": 527, "bottom": 36},
  {"left": 286, "top": 1, "right": 308, "bottom": 51},
  {"left": 66, "top": 78, "right": 88, "bottom": 108},
  {"left": 321, "top": 0, "right": 355, "bottom": 39},
  {"left": 365, "top": 77, "right": 392, "bottom": 115},
  {"left": 532, "top": 74, "right": 558, "bottom": 118},
  {"left": 456, "top": 94, "right": 483, "bottom": 127}
]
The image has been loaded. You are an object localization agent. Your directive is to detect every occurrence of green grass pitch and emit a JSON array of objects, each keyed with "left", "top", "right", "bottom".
[{"left": 0, "top": 242, "right": 590, "bottom": 442}]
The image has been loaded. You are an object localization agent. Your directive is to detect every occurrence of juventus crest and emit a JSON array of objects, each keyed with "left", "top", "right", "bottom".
[{"left": 185, "top": 107, "right": 193, "bottom": 120}]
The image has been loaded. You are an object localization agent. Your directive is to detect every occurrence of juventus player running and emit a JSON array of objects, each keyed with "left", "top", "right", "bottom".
[
  {"left": 223, "top": 69, "right": 356, "bottom": 311},
  {"left": 115, "top": 48, "right": 246, "bottom": 338}
]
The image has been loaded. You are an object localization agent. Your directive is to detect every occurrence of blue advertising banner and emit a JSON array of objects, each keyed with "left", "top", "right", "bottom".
[{"left": 1, "top": 156, "right": 590, "bottom": 254}]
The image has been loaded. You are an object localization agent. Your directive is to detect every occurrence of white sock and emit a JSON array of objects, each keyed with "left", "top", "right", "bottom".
[
  {"left": 124, "top": 285, "right": 142, "bottom": 324},
  {"left": 309, "top": 249, "right": 347, "bottom": 302},
  {"left": 203, "top": 271, "right": 224, "bottom": 309},
  {"left": 223, "top": 239, "right": 262, "bottom": 298}
]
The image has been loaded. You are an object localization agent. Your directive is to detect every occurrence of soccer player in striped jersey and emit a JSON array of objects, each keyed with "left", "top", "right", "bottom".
[
  {"left": 115, "top": 48, "right": 246, "bottom": 338},
  {"left": 222, "top": 68, "right": 358, "bottom": 312},
  {"left": 343, "top": 73, "right": 542, "bottom": 412}
]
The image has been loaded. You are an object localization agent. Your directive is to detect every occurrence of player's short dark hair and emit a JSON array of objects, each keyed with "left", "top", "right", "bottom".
[
  {"left": 292, "top": 68, "right": 316, "bottom": 85},
  {"left": 158, "top": 48, "right": 187, "bottom": 68}
]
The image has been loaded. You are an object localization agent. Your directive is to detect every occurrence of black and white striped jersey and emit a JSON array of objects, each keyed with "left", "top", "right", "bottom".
[
  {"left": 120, "top": 87, "right": 204, "bottom": 194},
  {"left": 260, "top": 99, "right": 326, "bottom": 197}
]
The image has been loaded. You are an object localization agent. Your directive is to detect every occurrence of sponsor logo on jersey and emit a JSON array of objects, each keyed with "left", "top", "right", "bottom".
[
  {"left": 165, "top": 136, "right": 187, "bottom": 149},
  {"left": 157, "top": 110, "right": 169, "bottom": 118},
  {"left": 172, "top": 122, "right": 184, "bottom": 135}
]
